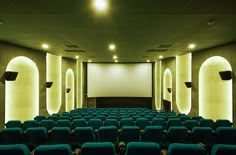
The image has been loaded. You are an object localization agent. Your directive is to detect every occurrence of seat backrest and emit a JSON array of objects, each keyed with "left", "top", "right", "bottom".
[
  {"left": 199, "top": 119, "right": 214, "bottom": 128},
  {"left": 0, "top": 144, "right": 30, "bottom": 155},
  {"left": 41, "top": 119, "right": 54, "bottom": 131},
  {"left": 125, "top": 142, "right": 160, "bottom": 155},
  {"left": 104, "top": 119, "right": 118, "bottom": 127},
  {"left": 215, "top": 119, "right": 232, "bottom": 128},
  {"left": 191, "top": 127, "right": 214, "bottom": 145},
  {"left": 136, "top": 118, "right": 149, "bottom": 130},
  {"left": 167, "top": 118, "right": 181, "bottom": 128},
  {"left": 120, "top": 126, "right": 140, "bottom": 143},
  {"left": 88, "top": 119, "right": 102, "bottom": 130},
  {"left": 73, "top": 127, "right": 95, "bottom": 146},
  {"left": 211, "top": 144, "right": 236, "bottom": 155},
  {"left": 5, "top": 120, "right": 22, "bottom": 128},
  {"left": 142, "top": 126, "right": 163, "bottom": 144},
  {"left": 216, "top": 127, "right": 236, "bottom": 144},
  {"left": 56, "top": 120, "right": 71, "bottom": 128},
  {"left": 191, "top": 116, "right": 203, "bottom": 121},
  {"left": 168, "top": 143, "right": 206, "bottom": 155},
  {"left": 179, "top": 116, "right": 190, "bottom": 122},
  {"left": 51, "top": 127, "right": 71, "bottom": 144},
  {"left": 22, "top": 120, "right": 38, "bottom": 131},
  {"left": 120, "top": 118, "right": 134, "bottom": 127},
  {"left": 184, "top": 120, "right": 199, "bottom": 130},
  {"left": 167, "top": 126, "right": 188, "bottom": 144},
  {"left": 34, "top": 144, "right": 73, "bottom": 155},
  {"left": 152, "top": 118, "right": 165, "bottom": 128},
  {"left": 98, "top": 126, "right": 118, "bottom": 143},
  {"left": 26, "top": 127, "right": 48, "bottom": 147},
  {"left": 71, "top": 119, "right": 86, "bottom": 129},
  {"left": 0, "top": 128, "right": 24, "bottom": 144},
  {"left": 81, "top": 142, "right": 115, "bottom": 155},
  {"left": 34, "top": 115, "right": 46, "bottom": 122}
]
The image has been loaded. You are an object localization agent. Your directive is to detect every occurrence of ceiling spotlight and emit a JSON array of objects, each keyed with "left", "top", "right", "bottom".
[
  {"left": 42, "top": 43, "right": 49, "bottom": 49},
  {"left": 188, "top": 43, "right": 196, "bottom": 49},
  {"left": 146, "top": 60, "right": 150, "bottom": 62},
  {"left": 159, "top": 55, "right": 163, "bottom": 59},
  {"left": 115, "top": 60, "right": 118, "bottom": 63},
  {"left": 75, "top": 55, "right": 79, "bottom": 59},
  {"left": 109, "top": 44, "right": 116, "bottom": 51},
  {"left": 88, "top": 60, "right": 92, "bottom": 62},
  {"left": 92, "top": 0, "right": 108, "bottom": 12},
  {"left": 113, "top": 55, "right": 118, "bottom": 59},
  {"left": 208, "top": 19, "right": 215, "bottom": 26}
]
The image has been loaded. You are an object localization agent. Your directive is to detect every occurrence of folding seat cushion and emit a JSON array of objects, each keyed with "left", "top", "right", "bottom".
[
  {"left": 51, "top": 127, "right": 71, "bottom": 144},
  {"left": 119, "top": 126, "right": 140, "bottom": 143},
  {"left": 41, "top": 120, "right": 54, "bottom": 131},
  {"left": 0, "top": 128, "right": 24, "bottom": 144},
  {"left": 34, "top": 144, "right": 73, "bottom": 155},
  {"left": 136, "top": 118, "right": 149, "bottom": 130},
  {"left": 5, "top": 120, "right": 22, "bottom": 128},
  {"left": 211, "top": 144, "right": 236, "bottom": 155},
  {"left": 168, "top": 143, "right": 206, "bottom": 155},
  {"left": 22, "top": 120, "right": 38, "bottom": 131},
  {"left": 0, "top": 144, "right": 30, "bottom": 155},
  {"left": 215, "top": 119, "right": 232, "bottom": 128},
  {"left": 98, "top": 126, "right": 118, "bottom": 143},
  {"left": 125, "top": 142, "right": 160, "bottom": 155},
  {"left": 142, "top": 126, "right": 163, "bottom": 144},
  {"left": 26, "top": 127, "right": 48, "bottom": 148},
  {"left": 81, "top": 142, "right": 115, "bottom": 155},
  {"left": 216, "top": 127, "right": 236, "bottom": 144}
]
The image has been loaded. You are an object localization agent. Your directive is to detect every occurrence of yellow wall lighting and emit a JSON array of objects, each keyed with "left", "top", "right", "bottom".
[
  {"left": 65, "top": 68, "right": 75, "bottom": 112},
  {"left": 91, "top": 0, "right": 109, "bottom": 14},
  {"left": 163, "top": 68, "right": 172, "bottom": 109},
  {"left": 176, "top": 53, "right": 192, "bottom": 114},
  {"left": 46, "top": 53, "right": 62, "bottom": 115},
  {"left": 5, "top": 56, "right": 39, "bottom": 123},
  {"left": 199, "top": 56, "right": 232, "bottom": 121},
  {"left": 154, "top": 61, "right": 162, "bottom": 110}
]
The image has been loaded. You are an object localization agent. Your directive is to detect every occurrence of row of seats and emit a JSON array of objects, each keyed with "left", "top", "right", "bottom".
[
  {"left": 5, "top": 117, "right": 232, "bottom": 132},
  {"left": 1, "top": 142, "right": 236, "bottom": 155},
  {"left": 1, "top": 125, "right": 236, "bottom": 149}
]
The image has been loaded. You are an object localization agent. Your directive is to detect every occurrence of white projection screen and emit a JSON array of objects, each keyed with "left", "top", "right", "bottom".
[{"left": 87, "top": 63, "right": 152, "bottom": 97}]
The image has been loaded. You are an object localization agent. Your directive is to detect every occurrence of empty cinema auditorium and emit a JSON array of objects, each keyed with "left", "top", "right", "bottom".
[{"left": 1, "top": 0, "right": 236, "bottom": 155}]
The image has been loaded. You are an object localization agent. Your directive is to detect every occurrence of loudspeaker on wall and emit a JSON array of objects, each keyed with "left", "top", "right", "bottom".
[
  {"left": 5, "top": 71, "right": 18, "bottom": 81},
  {"left": 219, "top": 70, "right": 232, "bottom": 80}
]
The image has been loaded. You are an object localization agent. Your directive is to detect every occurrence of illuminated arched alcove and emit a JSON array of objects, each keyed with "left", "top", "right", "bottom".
[
  {"left": 163, "top": 68, "right": 172, "bottom": 110},
  {"left": 5, "top": 56, "right": 39, "bottom": 123},
  {"left": 65, "top": 68, "right": 74, "bottom": 112},
  {"left": 199, "top": 56, "right": 232, "bottom": 121},
  {"left": 154, "top": 61, "right": 162, "bottom": 110},
  {"left": 46, "top": 53, "right": 62, "bottom": 115},
  {"left": 176, "top": 53, "right": 192, "bottom": 114}
]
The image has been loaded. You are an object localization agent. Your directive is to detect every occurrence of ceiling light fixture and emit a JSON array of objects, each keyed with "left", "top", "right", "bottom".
[
  {"left": 88, "top": 60, "right": 92, "bottom": 62},
  {"left": 115, "top": 60, "right": 118, "bottom": 63},
  {"left": 113, "top": 55, "right": 118, "bottom": 59},
  {"left": 146, "top": 60, "right": 150, "bottom": 62},
  {"left": 75, "top": 56, "right": 79, "bottom": 59},
  {"left": 159, "top": 55, "right": 163, "bottom": 59},
  {"left": 92, "top": 0, "right": 108, "bottom": 12},
  {"left": 188, "top": 43, "right": 196, "bottom": 49},
  {"left": 42, "top": 43, "right": 49, "bottom": 49},
  {"left": 109, "top": 44, "right": 116, "bottom": 51}
]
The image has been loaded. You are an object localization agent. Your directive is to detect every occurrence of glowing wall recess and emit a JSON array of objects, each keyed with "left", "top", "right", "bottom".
[
  {"left": 176, "top": 53, "right": 192, "bottom": 114},
  {"left": 163, "top": 68, "right": 172, "bottom": 109},
  {"left": 65, "top": 68, "right": 74, "bottom": 112},
  {"left": 199, "top": 56, "right": 232, "bottom": 122},
  {"left": 76, "top": 61, "right": 83, "bottom": 108},
  {"left": 5, "top": 56, "right": 39, "bottom": 123},
  {"left": 154, "top": 61, "right": 162, "bottom": 110},
  {"left": 46, "top": 53, "right": 62, "bottom": 115}
]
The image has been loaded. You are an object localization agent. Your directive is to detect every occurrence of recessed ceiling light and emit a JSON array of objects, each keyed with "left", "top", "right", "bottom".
[
  {"left": 92, "top": 0, "right": 108, "bottom": 12},
  {"left": 113, "top": 55, "right": 118, "bottom": 59},
  {"left": 159, "top": 55, "right": 163, "bottom": 59},
  {"left": 42, "top": 43, "right": 49, "bottom": 49},
  {"left": 75, "top": 56, "right": 79, "bottom": 59},
  {"left": 109, "top": 44, "right": 116, "bottom": 51},
  {"left": 146, "top": 60, "right": 150, "bottom": 62},
  {"left": 88, "top": 60, "right": 92, "bottom": 62},
  {"left": 188, "top": 43, "right": 196, "bottom": 49},
  {"left": 115, "top": 60, "right": 118, "bottom": 63}
]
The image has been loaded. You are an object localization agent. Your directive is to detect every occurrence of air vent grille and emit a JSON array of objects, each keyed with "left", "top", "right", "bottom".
[
  {"left": 64, "top": 49, "right": 86, "bottom": 52},
  {"left": 146, "top": 49, "right": 168, "bottom": 52}
]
